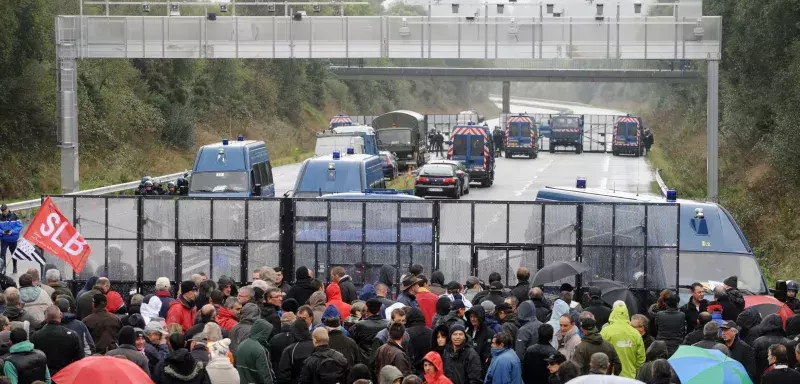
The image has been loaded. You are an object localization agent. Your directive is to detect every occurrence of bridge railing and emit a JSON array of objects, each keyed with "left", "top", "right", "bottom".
[{"left": 35, "top": 196, "right": 679, "bottom": 303}]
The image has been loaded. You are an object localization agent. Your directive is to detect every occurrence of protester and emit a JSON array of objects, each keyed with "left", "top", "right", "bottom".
[
  {"left": 298, "top": 327, "right": 349, "bottom": 384},
  {"left": 153, "top": 333, "right": 210, "bottom": 384},
  {"left": 83, "top": 293, "right": 122, "bottom": 353},
  {"left": 555, "top": 314, "right": 580, "bottom": 361},
  {"left": 352, "top": 298, "right": 388, "bottom": 367},
  {"left": 601, "top": 301, "right": 645, "bottom": 378},
  {"left": 216, "top": 297, "right": 240, "bottom": 332},
  {"left": 18, "top": 273, "right": 51, "bottom": 323},
  {"left": 762, "top": 344, "right": 800, "bottom": 383},
  {"left": 692, "top": 321, "right": 730, "bottom": 356},
  {"left": 422, "top": 351, "right": 452, "bottom": 384},
  {"left": 287, "top": 267, "right": 316, "bottom": 307},
  {"left": 144, "top": 321, "right": 170, "bottom": 375},
  {"left": 106, "top": 326, "right": 150, "bottom": 375},
  {"left": 721, "top": 320, "right": 756, "bottom": 381},
  {"left": 324, "top": 312, "right": 360, "bottom": 368},
  {"left": 484, "top": 332, "right": 522, "bottom": 384},
  {"left": 325, "top": 284, "right": 351, "bottom": 319},
  {"left": 530, "top": 288, "right": 552, "bottom": 323},
  {"left": 754, "top": 314, "right": 791, "bottom": 380},
  {"left": 206, "top": 338, "right": 239, "bottom": 384},
  {"left": 515, "top": 301, "right": 542, "bottom": 359},
  {"left": 167, "top": 281, "right": 199, "bottom": 332},
  {"left": 572, "top": 317, "right": 621, "bottom": 375},
  {"left": 229, "top": 303, "right": 260, "bottom": 353},
  {"left": 376, "top": 323, "right": 413, "bottom": 376},
  {"left": 683, "top": 311, "right": 712, "bottom": 346},
  {"left": 3, "top": 328, "right": 50, "bottom": 383},
  {"left": 465, "top": 304, "right": 496, "bottom": 375},
  {"left": 430, "top": 271, "right": 448, "bottom": 296},
  {"left": 405, "top": 307, "right": 433, "bottom": 374},
  {"left": 30, "top": 305, "right": 83, "bottom": 375},
  {"left": 55, "top": 298, "right": 94, "bottom": 356},
  {"left": 584, "top": 287, "right": 612, "bottom": 329},
  {"left": 276, "top": 318, "right": 314, "bottom": 384},
  {"left": 397, "top": 276, "right": 420, "bottom": 308},
  {"left": 234, "top": 319, "right": 274, "bottom": 384},
  {"left": 415, "top": 276, "right": 438, "bottom": 326},
  {"left": 442, "top": 324, "right": 481, "bottom": 384}
]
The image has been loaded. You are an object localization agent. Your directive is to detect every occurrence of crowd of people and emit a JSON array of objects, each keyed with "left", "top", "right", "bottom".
[{"left": 0, "top": 265, "right": 799, "bottom": 383}]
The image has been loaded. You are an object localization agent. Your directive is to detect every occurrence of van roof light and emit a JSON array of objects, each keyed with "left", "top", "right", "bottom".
[
  {"left": 576, "top": 177, "right": 587, "bottom": 189},
  {"left": 346, "top": 147, "right": 355, "bottom": 154},
  {"left": 332, "top": 151, "right": 341, "bottom": 160},
  {"left": 237, "top": 135, "right": 244, "bottom": 141},
  {"left": 666, "top": 189, "right": 677, "bottom": 202},
  {"left": 222, "top": 138, "right": 229, "bottom": 145}
]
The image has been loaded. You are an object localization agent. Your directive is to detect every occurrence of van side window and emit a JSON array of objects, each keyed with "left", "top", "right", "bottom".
[
  {"left": 253, "top": 162, "right": 267, "bottom": 186},
  {"left": 264, "top": 161, "right": 274, "bottom": 185}
]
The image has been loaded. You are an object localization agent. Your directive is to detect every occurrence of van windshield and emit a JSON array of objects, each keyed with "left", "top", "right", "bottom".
[
  {"left": 296, "top": 162, "right": 363, "bottom": 195},
  {"left": 661, "top": 251, "right": 766, "bottom": 293},
  {"left": 190, "top": 171, "right": 249, "bottom": 193},
  {"left": 552, "top": 117, "right": 579, "bottom": 128},
  {"left": 377, "top": 130, "right": 412, "bottom": 145}
]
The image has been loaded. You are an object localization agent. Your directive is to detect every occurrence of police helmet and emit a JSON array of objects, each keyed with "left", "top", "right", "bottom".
[
  {"left": 154, "top": 180, "right": 163, "bottom": 188},
  {"left": 144, "top": 180, "right": 153, "bottom": 188},
  {"left": 141, "top": 176, "right": 152, "bottom": 184},
  {"left": 788, "top": 280, "right": 798, "bottom": 292},
  {"left": 167, "top": 181, "right": 176, "bottom": 189}
]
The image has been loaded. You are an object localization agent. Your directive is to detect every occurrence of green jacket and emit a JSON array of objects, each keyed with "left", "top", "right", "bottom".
[
  {"left": 234, "top": 318, "right": 275, "bottom": 384},
  {"left": 3, "top": 341, "right": 52, "bottom": 384},
  {"left": 600, "top": 304, "right": 645, "bottom": 378}
]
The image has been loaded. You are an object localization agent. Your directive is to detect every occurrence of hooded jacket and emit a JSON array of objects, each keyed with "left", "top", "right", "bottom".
[
  {"left": 229, "top": 303, "right": 260, "bottom": 353},
  {"left": 739, "top": 307, "right": 764, "bottom": 347},
  {"left": 3, "top": 305, "right": 41, "bottom": 331},
  {"left": 522, "top": 333, "right": 557, "bottom": 384},
  {"left": 432, "top": 296, "right": 452, "bottom": 329},
  {"left": 167, "top": 295, "right": 198, "bottom": 333},
  {"left": 572, "top": 330, "right": 622, "bottom": 375},
  {"left": 359, "top": 284, "right": 377, "bottom": 302},
  {"left": 431, "top": 323, "right": 450, "bottom": 355},
  {"left": 337, "top": 275, "right": 358, "bottom": 304},
  {"left": 379, "top": 365, "right": 404, "bottom": 384},
  {"left": 48, "top": 281, "right": 76, "bottom": 309},
  {"left": 442, "top": 338, "right": 482, "bottom": 384},
  {"left": 379, "top": 265, "right": 396, "bottom": 290},
  {"left": 215, "top": 306, "right": 238, "bottom": 332},
  {"left": 417, "top": 288, "right": 439, "bottom": 327},
  {"left": 2, "top": 340, "right": 50, "bottom": 384},
  {"left": 405, "top": 307, "right": 433, "bottom": 374},
  {"left": 585, "top": 298, "right": 613, "bottom": 329},
  {"left": 298, "top": 344, "right": 349, "bottom": 384},
  {"left": 205, "top": 346, "right": 240, "bottom": 384},
  {"left": 260, "top": 301, "right": 282, "bottom": 339},
  {"left": 154, "top": 348, "right": 209, "bottom": 384},
  {"left": 531, "top": 297, "right": 552, "bottom": 323},
  {"left": 754, "top": 314, "right": 791, "bottom": 379},
  {"left": 514, "top": 301, "right": 542, "bottom": 359},
  {"left": 654, "top": 307, "right": 686, "bottom": 357},
  {"left": 484, "top": 347, "right": 522, "bottom": 384},
  {"left": 501, "top": 312, "right": 520, "bottom": 342},
  {"left": 600, "top": 302, "right": 645, "bottom": 378},
  {"left": 423, "top": 351, "right": 453, "bottom": 384},
  {"left": 430, "top": 271, "right": 447, "bottom": 296},
  {"left": 19, "top": 285, "right": 52, "bottom": 323},
  {"left": 234, "top": 319, "right": 275, "bottom": 384},
  {"left": 308, "top": 291, "right": 326, "bottom": 326},
  {"left": 325, "top": 284, "right": 352, "bottom": 320},
  {"left": 276, "top": 319, "right": 314, "bottom": 384},
  {"left": 60, "top": 312, "right": 95, "bottom": 356},
  {"left": 635, "top": 341, "right": 679, "bottom": 383},
  {"left": 286, "top": 267, "right": 316, "bottom": 306},
  {"left": 547, "top": 300, "right": 571, "bottom": 348},
  {"left": 146, "top": 338, "right": 170, "bottom": 377},
  {"left": 465, "top": 305, "right": 496, "bottom": 375}
]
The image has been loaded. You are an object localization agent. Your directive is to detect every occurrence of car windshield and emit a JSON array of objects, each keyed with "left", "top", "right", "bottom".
[
  {"left": 296, "top": 162, "right": 363, "bottom": 195},
  {"left": 420, "top": 165, "right": 455, "bottom": 177},
  {"left": 377, "top": 130, "right": 411, "bottom": 145},
  {"left": 552, "top": 117, "right": 579, "bottom": 128},
  {"left": 189, "top": 171, "right": 249, "bottom": 193},
  {"left": 661, "top": 251, "right": 766, "bottom": 293}
]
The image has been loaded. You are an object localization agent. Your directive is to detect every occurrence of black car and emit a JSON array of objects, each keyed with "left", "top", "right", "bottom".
[
  {"left": 414, "top": 164, "right": 462, "bottom": 199},
  {"left": 428, "top": 159, "right": 470, "bottom": 195},
  {"left": 379, "top": 151, "right": 399, "bottom": 179}
]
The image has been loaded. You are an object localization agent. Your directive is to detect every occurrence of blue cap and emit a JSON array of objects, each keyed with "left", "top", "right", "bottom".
[
  {"left": 576, "top": 177, "right": 587, "bottom": 189},
  {"left": 666, "top": 189, "right": 677, "bottom": 202},
  {"left": 346, "top": 147, "right": 355, "bottom": 154},
  {"left": 222, "top": 138, "right": 229, "bottom": 145},
  {"left": 332, "top": 151, "right": 341, "bottom": 160},
  {"left": 237, "top": 135, "right": 244, "bottom": 141}
]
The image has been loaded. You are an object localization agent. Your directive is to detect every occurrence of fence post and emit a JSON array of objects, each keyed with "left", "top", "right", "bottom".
[
  {"left": 279, "top": 197, "right": 295, "bottom": 283},
  {"left": 433, "top": 201, "right": 440, "bottom": 270},
  {"left": 575, "top": 204, "right": 583, "bottom": 289},
  {"left": 242, "top": 199, "right": 250, "bottom": 284},
  {"left": 137, "top": 197, "right": 145, "bottom": 292}
]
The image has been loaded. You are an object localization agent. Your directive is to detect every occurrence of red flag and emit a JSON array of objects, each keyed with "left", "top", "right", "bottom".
[{"left": 24, "top": 196, "right": 91, "bottom": 273}]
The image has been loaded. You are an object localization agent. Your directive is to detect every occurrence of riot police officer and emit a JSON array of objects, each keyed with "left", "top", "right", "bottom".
[
  {"left": 135, "top": 176, "right": 152, "bottom": 196},
  {"left": 786, "top": 281, "right": 800, "bottom": 313},
  {"left": 143, "top": 180, "right": 159, "bottom": 195},
  {"left": 167, "top": 181, "right": 179, "bottom": 195},
  {"left": 493, "top": 127, "right": 505, "bottom": 156}
]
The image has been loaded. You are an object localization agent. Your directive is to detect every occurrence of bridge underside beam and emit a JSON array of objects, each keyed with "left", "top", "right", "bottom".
[{"left": 329, "top": 67, "right": 704, "bottom": 84}]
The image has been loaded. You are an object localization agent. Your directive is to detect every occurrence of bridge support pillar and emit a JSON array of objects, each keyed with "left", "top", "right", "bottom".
[
  {"left": 502, "top": 81, "right": 510, "bottom": 114},
  {"left": 58, "top": 52, "right": 80, "bottom": 194},
  {"left": 706, "top": 60, "right": 719, "bottom": 202}
]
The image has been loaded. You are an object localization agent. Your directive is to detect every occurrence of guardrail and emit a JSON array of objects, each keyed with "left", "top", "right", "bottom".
[
  {"left": 7, "top": 172, "right": 185, "bottom": 214},
  {"left": 655, "top": 168, "right": 669, "bottom": 197}
]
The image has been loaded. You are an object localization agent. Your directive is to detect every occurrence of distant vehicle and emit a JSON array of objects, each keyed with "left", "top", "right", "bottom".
[
  {"left": 414, "top": 163, "right": 463, "bottom": 199},
  {"left": 504, "top": 114, "right": 539, "bottom": 159},
  {"left": 189, "top": 136, "right": 274, "bottom": 197},
  {"left": 548, "top": 114, "right": 584, "bottom": 154},
  {"left": 379, "top": 151, "right": 399, "bottom": 179},
  {"left": 292, "top": 151, "right": 385, "bottom": 198},
  {"left": 447, "top": 123, "right": 495, "bottom": 187},
  {"left": 329, "top": 114, "right": 354, "bottom": 129},
  {"left": 535, "top": 184, "right": 769, "bottom": 296},
  {"left": 428, "top": 159, "right": 470, "bottom": 195},
  {"left": 457, "top": 110, "right": 485, "bottom": 125},
  {"left": 314, "top": 133, "right": 367, "bottom": 157},
  {"left": 612, "top": 115, "right": 647, "bottom": 157},
  {"left": 332, "top": 125, "right": 379, "bottom": 155},
  {"left": 318, "top": 189, "right": 423, "bottom": 200},
  {"left": 372, "top": 110, "right": 429, "bottom": 169}
]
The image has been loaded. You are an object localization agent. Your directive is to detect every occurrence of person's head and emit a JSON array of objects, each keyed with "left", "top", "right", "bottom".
[
  {"left": 402, "top": 376, "right": 422, "bottom": 384},
  {"left": 559, "top": 291, "right": 572, "bottom": 304},
  {"left": 713, "top": 285, "right": 726, "bottom": 300},
  {"left": 180, "top": 280, "right": 198, "bottom": 302},
  {"left": 129, "top": 294, "right": 144, "bottom": 307},
  {"left": 630, "top": 314, "right": 649, "bottom": 336},
  {"left": 545, "top": 352, "right": 567, "bottom": 374},
  {"left": 93, "top": 293, "right": 107, "bottom": 310},
  {"left": 145, "top": 321, "right": 168, "bottom": 344},
  {"left": 375, "top": 283, "right": 389, "bottom": 298},
  {"left": 312, "top": 327, "right": 329, "bottom": 347},
  {"left": 18, "top": 273, "right": 33, "bottom": 289},
  {"left": 435, "top": 328, "right": 447, "bottom": 347},
  {"left": 557, "top": 361, "right": 581, "bottom": 381},
  {"left": 265, "top": 287, "right": 282, "bottom": 308},
  {"left": 416, "top": 275, "right": 429, "bottom": 289},
  {"left": 580, "top": 311, "right": 595, "bottom": 321},
  {"left": 135, "top": 329, "right": 146, "bottom": 351},
  {"left": 252, "top": 268, "right": 262, "bottom": 281},
  {"left": 495, "top": 303, "right": 512, "bottom": 321},
  {"left": 450, "top": 324, "right": 466, "bottom": 347},
  {"left": 330, "top": 266, "right": 345, "bottom": 283},
  {"left": 366, "top": 298, "right": 383, "bottom": 317},
  {"left": 446, "top": 281, "right": 462, "bottom": 295},
  {"left": 209, "top": 289, "right": 224, "bottom": 306},
  {"left": 450, "top": 300, "right": 466, "bottom": 317},
  {"left": 389, "top": 323, "right": 405, "bottom": 343},
  {"left": 259, "top": 267, "right": 277, "bottom": 286},
  {"left": 191, "top": 274, "right": 203, "bottom": 287},
  {"left": 5, "top": 291, "right": 20, "bottom": 309},
  {"left": 273, "top": 267, "right": 284, "bottom": 285},
  {"left": 168, "top": 332, "right": 185, "bottom": 351},
  {"left": 409, "top": 264, "right": 423, "bottom": 277},
  {"left": 237, "top": 286, "right": 254, "bottom": 304},
  {"left": 504, "top": 296, "right": 518, "bottom": 312},
  {"left": 297, "top": 305, "right": 314, "bottom": 325},
  {"left": 691, "top": 282, "right": 705, "bottom": 303},
  {"left": 516, "top": 267, "right": 530, "bottom": 283},
  {"left": 1, "top": 204, "right": 8, "bottom": 215},
  {"left": 155, "top": 277, "right": 171, "bottom": 293},
  {"left": 26, "top": 269, "right": 40, "bottom": 285},
  {"left": 350, "top": 301, "right": 366, "bottom": 319},
  {"left": 200, "top": 304, "right": 216, "bottom": 322},
  {"left": 663, "top": 290, "right": 680, "bottom": 309},
  {"left": 391, "top": 308, "right": 407, "bottom": 325},
  {"left": 0, "top": 315, "right": 9, "bottom": 331},
  {"left": 491, "top": 332, "right": 512, "bottom": 350},
  {"left": 590, "top": 352, "right": 610, "bottom": 374},
  {"left": 45, "top": 269, "right": 60, "bottom": 284},
  {"left": 559, "top": 314, "right": 574, "bottom": 335},
  {"left": 795, "top": 343, "right": 800, "bottom": 364},
  {"left": 721, "top": 321, "right": 739, "bottom": 344},
  {"left": 650, "top": 359, "right": 673, "bottom": 381},
  {"left": 768, "top": 344, "right": 789, "bottom": 366},
  {"left": 224, "top": 296, "right": 242, "bottom": 319},
  {"left": 538, "top": 323, "right": 555, "bottom": 345},
  {"left": 530, "top": 287, "right": 543, "bottom": 300},
  {"left": 466, "top": 276, "right": 480, "bottom": 290},
  {"left": 199, "top": 279, "right": 217, "bottom": 297},
  {"left": 9, "top": 328, "right": 27, "bottom": 345},
  {"left": 400, "top": 275, "right": 419, "bottom": 295},
  {"left": 788, "top": 281, "right": 798, "bottom": 298},
  {"left": 97, "top": 277, "right": 111, "bottom": 293},
  {"left": 488, "top": 272, "right": 502, "bottom": 284},
  {"left": 580, "top": 317, "right": 597, "bottom": 334},
  {"left": 703, "top": 321, "right": 720, "bottom": 341},
  {"left": 203, "top": 322, "right": 223, "bottom": 342},
  {"left": 45, "top": 305, "right": 62, "bottom": 324},
  {"left": 55, "top": 298, "right": 70, "bottom": 315}
]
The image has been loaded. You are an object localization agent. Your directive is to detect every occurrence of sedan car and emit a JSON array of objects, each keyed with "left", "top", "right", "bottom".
[
  {"left": 379, "top": 151, "right": 399, "bottom": 179},
  {"left": 414, "top": 164, "right": 463, "bottom": 199},
  {"left": 428, "top": 159, "right": 470, "bottom": 195}
]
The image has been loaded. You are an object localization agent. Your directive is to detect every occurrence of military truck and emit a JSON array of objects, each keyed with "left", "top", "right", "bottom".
[
  {"left": 548, "top": 114, "right": 585, "bottom": 154},
  {"left": 371, "top": 110, "right": 429, "bottom": 169}
]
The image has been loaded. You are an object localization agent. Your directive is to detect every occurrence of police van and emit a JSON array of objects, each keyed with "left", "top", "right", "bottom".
[
  {"left": 188, "top": 137, "right": 275, "bottom": 197},
  {"left": 292, "top": 150, "right": 385, "bottom": 198}
]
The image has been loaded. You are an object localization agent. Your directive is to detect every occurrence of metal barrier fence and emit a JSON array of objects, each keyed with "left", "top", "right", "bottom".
[
  {"left": 36, "top": 196, "right": 679, "bottom": 297},
  {"left": 349, "top": 113, "right": 481, "bottom": 137}
]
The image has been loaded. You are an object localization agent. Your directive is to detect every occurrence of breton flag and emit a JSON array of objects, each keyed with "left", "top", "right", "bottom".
[{"left": 11, "top": 238, "right": 46, "bottom": 266}]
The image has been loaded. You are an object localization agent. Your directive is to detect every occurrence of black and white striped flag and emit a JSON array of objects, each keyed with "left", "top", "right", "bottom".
[{"left": 12, "top": 238, "right": 46, "bottom": 266}]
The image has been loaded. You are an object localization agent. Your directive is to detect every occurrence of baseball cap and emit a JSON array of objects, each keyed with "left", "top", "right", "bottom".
[
  {"left": 489, "top": 281, "right": 503, "bottom": 291},
  {"left": 155, "top": 277, "right": 171, "bottom": 291},
  {"left": 721, "top": 321, "right": 739, "bottom": 331},
  {"left": 466, "top": 276, "right": 480, "bottom": 287},
  {"left": 145, "top": 321, "right": 168, "bottom": 335},
  {"left": 580, "top": 317, "right": 597, "bottom": 331},
  {"left": 544, "top": 353, "right": 567, "bottom": 365}
]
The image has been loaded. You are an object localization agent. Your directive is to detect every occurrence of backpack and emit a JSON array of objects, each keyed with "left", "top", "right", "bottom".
[{"left": 316, "top": 350, "right": 348, "bottom": 383}]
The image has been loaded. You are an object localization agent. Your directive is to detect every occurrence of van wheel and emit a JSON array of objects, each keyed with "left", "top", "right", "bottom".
[
  {"left": 575, "top": 144, "right": 583, "bottom": 154},
  {"left": 635, "top": 149, "right": 641, "bottom": 157},
  {"left": 452, "top": 185, "right": 461, "bottom": 199},
  {"left": 464, "top": 182, "right": 470, "bottom": 195},
  {"left": 549, "top": 143, "right": 555, "bottom": 153}
]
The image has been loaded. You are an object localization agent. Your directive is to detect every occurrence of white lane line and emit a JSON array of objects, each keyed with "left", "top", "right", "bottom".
[
  {"left": 603, "top": 156, "right": 610, "bottom": 173},
  {"left": 513, "top": 159, "right": 552, "bottom": 196},
  {"left": 538, "top": 159, "right": 554, "bottom": 173}
]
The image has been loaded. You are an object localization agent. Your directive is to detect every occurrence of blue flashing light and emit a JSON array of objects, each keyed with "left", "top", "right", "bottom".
[
  {"left": 666, "top": 189, "right": 677, "bottom": 202},
  {"left": 346, "top": 147, "right": 355, "bottom": 155},
  {"left": 222, "top": 138, "right": 229, "bottom": 145},
  {"left": 576, "top": 177, "right": 587, "bottom": 189},
  {"left": 519, "top": 113, "right": 524, "bottom": 116},
  {"left": 237, "top": 135, "right": 245, "bottom": 141},
  {"left": 332, "top": 151, "right": 341, "bottom": 160},
  {"left": 339, "top": 114, "right": 344, "bottom": 117},
  {"left": 467, "top": 121, "right": 474, "bottom": 125}
]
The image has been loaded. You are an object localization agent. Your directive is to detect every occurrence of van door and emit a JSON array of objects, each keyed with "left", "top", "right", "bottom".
[
  {"left": 252, "top": 162, "right": 275, "bottom": 197},
  {"left": 467, "top": 135, "right": 486, "bottom": 170}
]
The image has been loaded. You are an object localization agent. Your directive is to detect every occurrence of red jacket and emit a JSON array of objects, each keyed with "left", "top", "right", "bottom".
[
  {"left": 106, "top": 290, "right": 125, "bottom": 314},
  {"left": 166, "top": 296, "right": 197, "bottom": 332},
  {"left": 416, "top": 289, "right": 438, "bottom": 327},
  {"left": 216, "top": 306, "right": 238, "bottom": 332},
  {"left": 423, "top": 351, "right": 453, "bottom": 384},
  {"left": 326, "top": 283, "right": 351, "bottom": 318}
]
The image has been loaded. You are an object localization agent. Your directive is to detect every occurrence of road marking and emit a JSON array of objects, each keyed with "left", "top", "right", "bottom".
[
  {"left": 538, "top": 159, "right": 554, "bottom": 173},
  {"left": 603, "top": 156, "right": 610, "bottom": 173},
  {"left": 515, "top": 180, "right": 535, "bottom": 197}
]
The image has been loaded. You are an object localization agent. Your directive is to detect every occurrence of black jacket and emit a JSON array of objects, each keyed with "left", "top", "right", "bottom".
[
  {"left": 153, "top": 349, "right": 210, "bottom": 384},
  {"left": 29, "top": 322, "right": 84, "bottom": 374},
  {"left": 465, "top": 305, "right": 496, "bottom": 376},
  {"left": 338, "top": 276, "right": 358, "bottom": 304},
  {"left": 727, "top": 338, "right": 756, "bottom": 382},
  {"left": 277, "top": 321, "right": 314, "bottom": 384},
  {"left": 514, "top": 301, "right": 542, "bottom": 360},
  {"left": 442, "top": 344, "right": 483, "bottom": 384},
  {"left": 286, "top": 277, "right": 317, "bottom": 306},
  {"left": 762, "top": 366, "right": 800, "bottom": 384},
  {"left": 584, "top": 298, "right": 613, "bottom": 329},
  {"left": 684, "top": 328, "right": 705, "bottom": 346},
  {"left": 297, "top": 345, "right": 349, "bottom": 384},
  {"left": 522, "top": 343, "right": 556, "bottom": 384},
  {"left": 738, "top": 308, "right": 764, "bottom": 347},
  {"left": 261, "top": 303, "right": 282, "bottom": 338},
  {"left": 351, "top": 314, "right": 388, "bottom": 365},
  {"left": 655, "top": 308, "right": 686, "bottom": 357},
  {"left": 531, "top": 298, "right": 552, "bottom": 323},
  {"left": 511, "top": 280, "right": 531, "bottom": 306},
  {"left": 716, "top": 292, "right": 743, "bottom": 321},
  {"left": 328, "top": 328, "right": 360, "bottom": 367},
  {"left": 477, "top": 291, "right": 506, "bottom": 307},
  {"left": 754, "top": 314, "right": 791, "bottom": 382},
  {"left": 681, "top": 299, "right": 709, "bottom": 333},
  {"left": 405, "top": 308, "right": 432, "bottom": 375},
  {"left": 501, "top": 312, "right": 520, "bottom": 342},
  {"left": 270, "top": 327, "right": 297, "bottom": 370}
]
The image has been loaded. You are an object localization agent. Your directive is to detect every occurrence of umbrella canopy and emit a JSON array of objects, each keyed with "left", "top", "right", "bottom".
[
  {"left": 588, "top": 278, "right": 639, "bottom": 315},
  {"left": 668, "top": 345, "right": 753, "bottom": 384},
  {"left": 532, "top": 260, "right": 589, "bottom": 286},
  {"left": 52, "top": 356, "right": 155, "bottom": 384},
  {"left": 567, "top": 376, "right": 645, "bottom": 384},
  {"left": 744, "top": 295, "right": 793, "bottom": 327}
]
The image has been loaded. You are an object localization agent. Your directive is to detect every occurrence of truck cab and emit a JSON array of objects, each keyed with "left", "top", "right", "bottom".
[
  {"left": 548, "top": 115, "right": 584, "bottom": 154},
  {"left": 504, "top": 114, "right": 538, "bottom": 159},
  {"left": 292, "top": 151, "right": 385, "bottom": 198},
  {"left": 447, "top": 123, "right": 495, "bottom": 187},
  {"left": 372, "top": 110, "right": 428, "bottom": 169},
  {"left": 188, "top": 137, "right": 274, "bottom": 197},
  {"left": 612, "top": 115, "right": 645, "bottom": 157}
]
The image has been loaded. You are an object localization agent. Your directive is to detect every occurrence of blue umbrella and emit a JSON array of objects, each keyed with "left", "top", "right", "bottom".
[{"left": 668, "top": 345, "right": 752, "bottom": 384}]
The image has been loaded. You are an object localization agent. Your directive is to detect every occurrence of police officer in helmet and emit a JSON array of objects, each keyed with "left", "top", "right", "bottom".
[
  {"left": 786, "top": 281, "right": 800, "bottom": 313},
  {"left": 143, "top": 180, "right": 159, "bottom": 196},
  {"left": 167, "top": 181, "right": 179, "bottom": 195}
]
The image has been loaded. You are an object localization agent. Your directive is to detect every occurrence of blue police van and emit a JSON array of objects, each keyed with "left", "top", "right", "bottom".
[
  {"left": 535, "top": 184, "right": 769, "bottom": 295},
  {"left": 188, "top": 137, "right": 275, "bottom": 197},
  {"left": 292, "top": 150, "right": 386, "bottom": 198}
]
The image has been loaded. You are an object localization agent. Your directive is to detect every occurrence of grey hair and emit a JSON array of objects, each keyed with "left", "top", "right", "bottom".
[
  {"left": 45, "top": 269, "right": 61, "bottom": 283},
  {"left": 203, "top": 322, "right": 223, "bottom": 342},
  {"left": 224, "top": 296, "right": 238, "bottom": 309},
  {"left": 631, "top": 314, "right": 650, "bottom": 329},
  {"left": 238, "top": 286, "right": 254, "bottom": 298},
  {"left": 590, "top": 352, "right": 610, "bottom": 370},
  {"left": 703, "top": 321, "right": 720, "bottom": 339}
]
